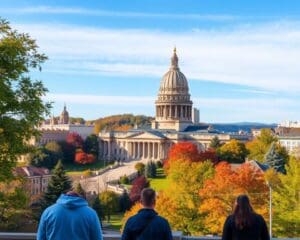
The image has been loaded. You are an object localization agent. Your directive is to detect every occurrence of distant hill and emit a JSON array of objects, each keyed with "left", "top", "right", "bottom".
[
  {"left": 91, "top": 114, "right": 153, "bottom": 134},
  {"left": 211, "top": 122, "right": 277, "bottom": 133}
]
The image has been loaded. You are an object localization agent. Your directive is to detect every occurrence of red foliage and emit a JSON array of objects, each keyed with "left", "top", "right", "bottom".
[
  {"left": 129, "top": 176, "right": 149, "bottom": 204},
  {"left": 75, "top": 150, "right": 95, "bottom": 164},
  {"left": 66, "top": 132, "right": 84, "bottom": 148},
  {"left": 198, "top": 148, "right": 220, "bottom": 165}
]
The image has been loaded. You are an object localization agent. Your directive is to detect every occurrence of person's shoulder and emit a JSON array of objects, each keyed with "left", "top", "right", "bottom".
[
  {"left": 155, "top": 215, "right": 170, "bottom": 225},
  {"left": 253, "top": 213, "right": 266, "bottom": 222}
]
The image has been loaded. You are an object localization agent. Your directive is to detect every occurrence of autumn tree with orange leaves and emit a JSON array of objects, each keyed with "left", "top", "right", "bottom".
[{"left": 199, "top": 162, "right": 269, "bottom": 234}]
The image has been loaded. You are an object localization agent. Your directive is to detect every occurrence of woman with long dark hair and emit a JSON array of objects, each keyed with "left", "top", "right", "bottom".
[{"left": 222, "top": 195, "right": 270, "bottom": 240}]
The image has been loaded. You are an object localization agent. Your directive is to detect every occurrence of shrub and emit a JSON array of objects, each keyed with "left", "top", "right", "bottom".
[
  {"left": 145, "top": 161, "right": 157, "bottom": 178},
  {"left": 120, "top": 175, "right": 130, "bottom": 184},
  {"left": 134, "top": 162, "right": 145, "bottom": 175}
]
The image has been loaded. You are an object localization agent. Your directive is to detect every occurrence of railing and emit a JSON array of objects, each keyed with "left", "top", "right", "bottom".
[{"left": 0, "top": 232, "right": 297, "bottom": 240}]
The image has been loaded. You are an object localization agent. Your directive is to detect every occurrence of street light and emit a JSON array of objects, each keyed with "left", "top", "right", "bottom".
[{"left": 266, "top": 181, "right": 272, "bottom": 239}]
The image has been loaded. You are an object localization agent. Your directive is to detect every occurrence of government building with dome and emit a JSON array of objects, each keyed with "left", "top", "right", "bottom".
[{"left": 98, "top": 49, "right": 249, "bottom": 162}]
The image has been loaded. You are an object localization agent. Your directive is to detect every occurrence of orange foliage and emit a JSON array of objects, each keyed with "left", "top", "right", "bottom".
[
  {"left": 199, "top": 162, "right": 268, "bottom": 234},
  {"left": 75, "top": 150, "right": 95, "bottom": 164},
  {"left": 164, "top": 142, "right": 199, "bottom": 171},
  {"left": 198, "top": 148, "right": 219, "bottom": 165}
]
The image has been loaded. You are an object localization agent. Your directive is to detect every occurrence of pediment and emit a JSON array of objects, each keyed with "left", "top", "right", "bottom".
[{"left": 127, "top": 131, "right": 166, "bottom": 140}]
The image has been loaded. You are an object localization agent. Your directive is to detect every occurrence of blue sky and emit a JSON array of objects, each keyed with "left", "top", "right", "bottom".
[{"left": 1, "top": 0, "right": 300, "bottom": 123}]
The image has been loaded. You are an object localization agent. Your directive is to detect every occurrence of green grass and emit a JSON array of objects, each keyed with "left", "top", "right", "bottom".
[
  {"left": 149, "top": 168, "right": 170, "bottom": 192},
  {"left": 65, "top": 161, "right": 105, "bottom": 175},
  {"left": 105, "top": 213, "right": 124, "bottom": 231}
]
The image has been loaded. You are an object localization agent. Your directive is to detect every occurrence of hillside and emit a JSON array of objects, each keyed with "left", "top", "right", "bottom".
[{"left": 91, "top": 114, "right": 153, "bottom": 134}]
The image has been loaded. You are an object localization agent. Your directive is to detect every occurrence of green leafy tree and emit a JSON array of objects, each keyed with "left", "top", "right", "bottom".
[
  {"left": 0, "top": 18, "right": 51, "bottom": 182},
  {"left": 217, "top": 139, "right": 248, "bottom": 163},
  {"left": 209, "top": 136, "right": 221, "bottom": 149},
  {"left": 40, "top": 161, "right": 72, "bottom": 212},
  {"left": 83, "top": 134, "right": 99, "bottom": 158},
  {"left": 134, "top": 162, "right": 145, "bottom": 176},
  {"left": 264, "top": 142, "right": 286, "bottom": 174},
  {"left": 119, "top": 191, "right": 131, "bottom": 212},
  {"left": 145, "top": 161, "right": 157, "bottom": 178},
  {"left": 92, "top": 196, "right": 103, "bottom": 221},
  {"left": 0, "top": 179, "right": 28, "bottom": 230},
  {"left": 272, "top": 157, "right": 300, "bottom": 237},
  {"left": 99, "top": 190, "right": 119, "bottom": 222},
  {"left": 120, "top": 175, "right": 129, "bottom": 184},
  {"left": 246, "top": 128, "right": 283, "bottom": 162}
]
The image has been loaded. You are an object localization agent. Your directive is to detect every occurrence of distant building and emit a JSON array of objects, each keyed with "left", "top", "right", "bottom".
[
  {"left": 276, "top": 126, "right": 300, "bottom": 155},
  {"left": 278, "top": 120, "right": 300, "bottom": 128},
  {"left": 34, "top": 105, "right": 95, "bottom": 145},
  {"left": 15, "top": 166, "right": 52, "bottom": 201},
  {"left": 98, "top": 49, "right": 251, "bottom": 163},
  {"left": 251, "top": 128, "right": 262, "bottom": 138}
]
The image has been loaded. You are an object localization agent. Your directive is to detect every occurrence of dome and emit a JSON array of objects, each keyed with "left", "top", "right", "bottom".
[
  {"left": 59, "top": 104, "right": 69, "bottom": 124},
  {"left": 159, "top": 48, "right": 189, "bottom": 95}
]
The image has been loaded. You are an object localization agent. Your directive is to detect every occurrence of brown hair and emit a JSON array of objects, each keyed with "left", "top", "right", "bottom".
[
  {"left": 233, "top": 195, "right": 255, "bottom": 229},
  {"left": 141, "top": 188, "right": 156, "bottom": 207}
]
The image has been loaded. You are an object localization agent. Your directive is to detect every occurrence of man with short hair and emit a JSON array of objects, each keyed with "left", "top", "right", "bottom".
[
  {"left": 37, "top": 191, "right": 102, "bottom": 240},
  {"left": 122, "top": 188, "right": 173, "bottom": 240}
]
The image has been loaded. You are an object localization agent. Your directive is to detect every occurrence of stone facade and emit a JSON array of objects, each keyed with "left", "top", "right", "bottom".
[{"left": 99, "top": 49, "right": 251, "bottom": 163}]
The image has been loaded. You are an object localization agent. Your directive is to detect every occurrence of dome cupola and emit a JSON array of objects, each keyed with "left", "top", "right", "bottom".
[{"left": 152, "top": 48, "right": 193, "bottom": 131}]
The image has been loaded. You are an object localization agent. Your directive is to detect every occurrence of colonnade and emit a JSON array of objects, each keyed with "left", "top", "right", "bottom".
[
  {"left": 100, "top": 140, "right": 166, "bottom": 162},
  {"left": 156, "top": 105, "right": 192, "bottom": 120}
]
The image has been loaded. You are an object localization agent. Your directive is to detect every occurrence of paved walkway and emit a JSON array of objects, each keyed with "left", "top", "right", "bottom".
[{"left": 80, "top": 159, "right": 148, "bottom": 194}]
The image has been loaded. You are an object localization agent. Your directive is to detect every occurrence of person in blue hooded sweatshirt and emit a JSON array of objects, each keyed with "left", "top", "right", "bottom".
[
  {"left": 122, "top": 188, "right": 173, "bottom": 240},
  {"left": 37, "top": 191, "right": 102, "bottom": 240}
]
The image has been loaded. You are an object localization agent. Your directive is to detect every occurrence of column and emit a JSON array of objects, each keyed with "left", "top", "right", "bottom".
[
  {"left": 169, "top": 105, "right": 172, "bottom": 118},
  {"left": 108, "top": 141, "right": 111, "bottom": 161},
  {"left": 143, "top": 142, "right": 146, "bottom": 159},
  {"left": 175, "top": 105, "right": 178, "bottom": 118},
  {"left": 137, "top": 142, "right": 140, "bottom": 159}
]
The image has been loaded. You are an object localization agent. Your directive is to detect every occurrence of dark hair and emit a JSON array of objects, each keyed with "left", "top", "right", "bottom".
[
  {"left": 141, "top": 188, "right": 156, "bottom": 207},
  {"left": 233, "top": 195, "right": 255, "bottom": 229}
]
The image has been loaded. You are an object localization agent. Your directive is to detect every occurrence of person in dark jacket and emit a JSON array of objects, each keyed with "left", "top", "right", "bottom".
[
  {"left": 122, "top": 188, "right": 173, "bottom": 240},
  {"left": 222, "top": 194, "right": 270, "bottom": 240},
  {"left": 37, "top": 191, "right": 102, "bottom": 240}
]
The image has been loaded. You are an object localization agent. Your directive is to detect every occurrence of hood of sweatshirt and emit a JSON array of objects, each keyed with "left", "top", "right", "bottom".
[{"left": 56, "top": 194, "right": 88, "bottom": 209}]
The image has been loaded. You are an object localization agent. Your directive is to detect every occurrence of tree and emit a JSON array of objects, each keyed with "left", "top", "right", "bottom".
[
  {"left": 156, "top": 160, "right": 215, "bottom": 235},
  {"left": 99, "top": 190, "right": 119, "bottom": 223},
  {"left": 264, "top": 142, "right": 286, "bottom": 174},
  {"left": 40, "top": 161, "right": 72, "bottom": 212},
  {"left": 74, "top": 182, "right": 85, "bottom": 197},
  {"left": 272, "top": 157, "right": 300, "bottom": 237},
  {"left": 129, "top": 176, "right": 149, "bottom": 204},
  {"left": 198, "top": 148, "right": 219, "bottom": 165},
  {"left": 29, "top": 142, "right": 63, "bottom": 169},
  {"left": 75, "top": 150, "right": 95, "bottom": 165},
  {"left": 66, "top": 132, "right": 84, "bottom": 149},
  {"left": 247, "top": 128, "right": 278, "bottom": 162},
  {"left": 28, "top": 147, "right": 55, "bottom": 169},
  {"left": 0, "top": 18, "right": 51, "bottom": 182},
  {"left": 120, "top": 175, "right": 129, "bottom": 185},
  {"left": 83, "top": 134, "right": 99, "bottom": 158},
  {"left": 0, "top": 179, "right": 28, "bottom": 230},
  {"left": 119, "top": 191, "right": 131, "bottom": 212},
  {"left": 134, "top": 162, "right": 145, "bottom": 176},
  {"left": 210, "top": 136, "right": 221, "bottom": 149},
  {"left": 217, "top": 139, "right": 248, "bottom": 163},
  {"left": 59, "top": 141, "right": 76, "bottom": 164},
  {"left": 145, "top": 161, "right": 157, "bottom": 178},
  {"left": 164, "top": 142, "right": 200, "bottom": 172},
  {"left": 92, "top": 196, "right": 103, "bottom": 221},
  {"left": 199, "top": 162, "right": 268, "bottom": 234}
]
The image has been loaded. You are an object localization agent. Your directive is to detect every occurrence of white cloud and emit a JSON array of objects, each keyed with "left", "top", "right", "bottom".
[
  {"left": 2, "top": 6, "right": 236, "bottom": 21},
  {"left": 15, "top": 21, "right": 300, "bottom": 93}
]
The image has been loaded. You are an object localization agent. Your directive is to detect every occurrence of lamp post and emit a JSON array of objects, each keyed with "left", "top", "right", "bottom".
[{"left": 267, "top": 181, "right": 272, "bottom": 239}]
